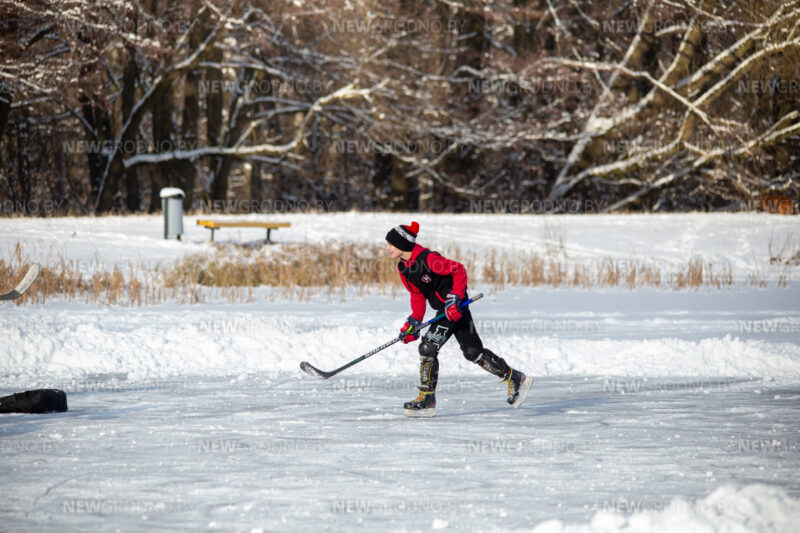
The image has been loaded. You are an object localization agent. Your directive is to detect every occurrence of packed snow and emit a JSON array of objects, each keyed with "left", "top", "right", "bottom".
[{"left": 1, "top": 213, "right": 799, "bottom": 532}]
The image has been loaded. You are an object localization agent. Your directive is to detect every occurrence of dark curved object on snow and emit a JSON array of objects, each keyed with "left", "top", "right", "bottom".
[{"left": 0, "top": 389, "right": 68, "bottom": 414}]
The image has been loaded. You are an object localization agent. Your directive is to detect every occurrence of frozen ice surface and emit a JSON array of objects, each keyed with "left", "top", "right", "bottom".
[{"left": 1, "top": 374, "right": 799, "bottom": 532}]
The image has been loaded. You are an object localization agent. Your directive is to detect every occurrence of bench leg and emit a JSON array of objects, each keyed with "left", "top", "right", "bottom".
[
  {"left": 266, "top": 228, "right": 273, "bottom": 245},
  {"left": 210, "top": 228, "right": 215, "bottom": 242}
]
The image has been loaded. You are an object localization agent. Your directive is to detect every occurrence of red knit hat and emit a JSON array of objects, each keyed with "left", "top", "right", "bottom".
[{"left": 386, "top": 221, "right": 419, "bottom": 252}]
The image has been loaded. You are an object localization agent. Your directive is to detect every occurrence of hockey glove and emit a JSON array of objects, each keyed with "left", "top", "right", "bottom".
[
  {"left": 401, "top": 316, "right": 423, "bottom": 343},
  {"left": 444, "top": 292, "right": 463, "bottom": 322}
]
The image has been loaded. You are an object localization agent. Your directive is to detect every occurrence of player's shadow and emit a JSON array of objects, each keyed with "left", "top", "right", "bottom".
[
  {"left": 435, "top": 396, "right": 618, "bottom": 418},
  {"left": 526, "top": 396, "right": 618, "bottom": 416}
]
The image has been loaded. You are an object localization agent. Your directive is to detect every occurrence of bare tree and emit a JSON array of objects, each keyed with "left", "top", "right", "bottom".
[{"left": 1, "top": 0, "right": 798, "bottom": 215}]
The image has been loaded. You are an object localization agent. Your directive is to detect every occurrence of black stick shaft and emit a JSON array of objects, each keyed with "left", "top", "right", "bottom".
[
  {"left": 300, "top": 293, "right": 483, "bottom": 379},
  {"left": 319, "top": 337, "right": 402, "bottom": 377}
]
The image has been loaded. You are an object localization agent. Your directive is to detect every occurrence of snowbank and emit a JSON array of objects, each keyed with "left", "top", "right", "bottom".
[
  {"left": 533, "top": 484, "right": 800, "bottom": 533},
  {"left": 2, "top": 287, "right": 799, "bottom": 385}
]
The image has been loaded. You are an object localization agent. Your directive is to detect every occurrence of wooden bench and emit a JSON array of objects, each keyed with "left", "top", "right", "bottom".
[{"left": 196, "top": 220, "right": 291, "bottom": 244}]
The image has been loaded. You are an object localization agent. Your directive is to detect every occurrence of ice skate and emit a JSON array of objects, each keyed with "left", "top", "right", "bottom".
[
  {"left": 505, "top": 369, "right": 532, "bottom": 408},
  {"left": 404, "top": 389, "right": 436, "bottom": 417}
]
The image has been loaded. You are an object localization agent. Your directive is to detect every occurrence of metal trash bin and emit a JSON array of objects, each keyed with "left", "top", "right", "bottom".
[{"left": 160, "top": 187, "right": 185, "bottom": 240}]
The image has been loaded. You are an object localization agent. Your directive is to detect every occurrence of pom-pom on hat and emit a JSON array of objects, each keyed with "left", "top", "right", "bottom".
[{"left": 386, "top": 221, "right": 419, "bottom": 252}]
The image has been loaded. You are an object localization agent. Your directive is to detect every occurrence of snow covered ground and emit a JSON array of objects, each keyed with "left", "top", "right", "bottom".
[
  {"left": 1, "top": 212, "right": 798, "bottom": 281},
  {"left": 1, "top": 213, "right": 799, "bottom": 532}
]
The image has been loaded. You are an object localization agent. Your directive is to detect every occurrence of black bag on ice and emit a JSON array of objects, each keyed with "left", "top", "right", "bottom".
[{"left": 0, "top": 389, "right": 68, "bottom": 414}]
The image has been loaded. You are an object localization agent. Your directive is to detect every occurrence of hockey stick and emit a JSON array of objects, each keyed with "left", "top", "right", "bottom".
[
  {"left": 0, "top": 263, "right": 41, "bottom": 302},
  {"left": 300, "top": 293, "right": 483, "bottom": 379}
]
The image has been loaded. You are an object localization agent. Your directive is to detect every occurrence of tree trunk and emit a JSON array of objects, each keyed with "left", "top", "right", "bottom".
[
  {"left": 81, "top": 95, "right": 114, "bottom": 211},
  {"left": 206, "top": 46, "right": 225, "bottom": 205},
  {"left": 122, "top": 41, "right": 140, "bottom": 212},
  {"left": 177, "top": 8, "right": 205, "bottom": 210},
  {"left": 210, "top": 67, "right": 259, "bottom": 209},
  {"left": 149, "top": 85, "right": 176, "bottom": 212},
  {"left": 0, "top": 89, "right": 10, "bottom": 146}
]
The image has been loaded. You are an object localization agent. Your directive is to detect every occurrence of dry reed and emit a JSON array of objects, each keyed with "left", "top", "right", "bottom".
[{"left": 0, "top": 239, "right": 790, "bottom": 306}]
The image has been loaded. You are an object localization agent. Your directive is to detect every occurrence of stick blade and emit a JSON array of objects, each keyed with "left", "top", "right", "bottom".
[
  {"left": 0, "top": 263, "right": 40, "bottom": 301},
  {"left": 300, "top": 361, "right": 333, "bottom": 379}
]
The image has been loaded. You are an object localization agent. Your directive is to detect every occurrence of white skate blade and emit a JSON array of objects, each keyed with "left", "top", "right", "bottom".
[
  {"left": 404, "top": 408, "right": 436, "bottom": 418},
  {"left": 511, "top": 375, "right": 533, "bottom": 408}
]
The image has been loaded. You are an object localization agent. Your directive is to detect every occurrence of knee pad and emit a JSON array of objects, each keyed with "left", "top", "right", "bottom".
[
  {"left": 419, "top": 341, "right": 438, "bottom": 358},
  {"left": 463, "top": 346, "right": 482, "bottom": 362}
]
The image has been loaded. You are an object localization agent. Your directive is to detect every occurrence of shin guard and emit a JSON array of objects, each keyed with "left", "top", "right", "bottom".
[
  {"left": 419, "top": 356, "right": 439, "bottom": 392},
  {"left": 473, "top": 349, "right": 510, "bottom": 379}
]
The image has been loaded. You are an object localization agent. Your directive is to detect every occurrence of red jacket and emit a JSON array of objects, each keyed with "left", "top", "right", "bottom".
[{"left": 398, "top": 244, "right": 467, "bottom": 320}]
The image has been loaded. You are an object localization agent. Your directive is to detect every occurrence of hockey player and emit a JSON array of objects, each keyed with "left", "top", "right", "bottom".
[{"left": 385, "top": 221, "right": 532, "bottom": 417}]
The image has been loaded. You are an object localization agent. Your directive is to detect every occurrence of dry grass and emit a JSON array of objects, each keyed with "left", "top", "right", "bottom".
[
  {"left": 0, "top": 239, "right": 791, "bottom": 306},
  {"left": 468, "top": 248, "right": 733, "bottom": 292},
  {"left": 162, "top": 242, "right": 400, "bottom": 287},
  {"left": 671, "top": 258, "right": 734, "bottom": 290},
  {"left": 769, "top": 234, "right": 800, "bottom": 266},
  {"left": 1, "top": 242, "right": 155, "bottom": 306},
  {"left": 161, "top": 242, "right": 400, "bottom": 302},
  {"left": 747, "top": 270, "right": 768, "bottom": 289}
]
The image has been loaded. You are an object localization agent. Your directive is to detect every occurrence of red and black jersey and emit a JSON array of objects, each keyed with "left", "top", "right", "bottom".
[{"left": 397, "top": 244, "right": 468, "bottom": 319}]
